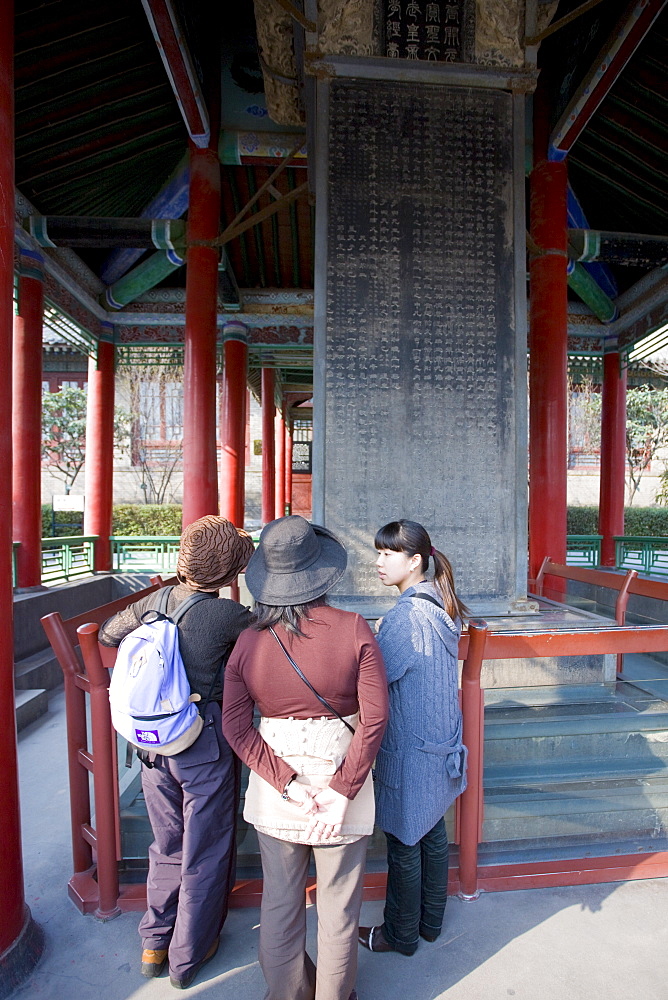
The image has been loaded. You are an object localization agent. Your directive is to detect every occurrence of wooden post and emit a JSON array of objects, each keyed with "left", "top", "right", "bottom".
[
  {"left": 13, "top": 252, "right": 44, "bottom": 587},
  {"left": 528, "top": 86, "right": 568, "bottom": 580},
  {"left": 599, "top": 350, "right": 627, "bottom": 566},
  {"left": 182, "top": 143, "right": 221, "bottom": 527},
  {"left": 219, "top": 322, "right": 249, "bottom": 527},
  {"left": 261, "top": 368, "right": 276, "bottom": 524},
  {"left": 84, "top": 339, "right": 115, "bottom": 572},
  {"left": 0, "top": 1, "right": 45, "bottom": 986}
]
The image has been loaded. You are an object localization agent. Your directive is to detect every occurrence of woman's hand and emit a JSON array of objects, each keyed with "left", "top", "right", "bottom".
[
  {"left": 304, "top": 786, "right": 349, "bottom": 841},
  {"left": 285, "top": 778, "right": 318, "bottom": 816}
]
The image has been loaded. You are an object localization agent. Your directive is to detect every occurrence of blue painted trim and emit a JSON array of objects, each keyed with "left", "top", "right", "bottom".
[
  {"left": 166, "top": 248, "right": 185, "bottom": 267},
  {"left": 567, "top": 185, "right": 618, "bottom": 299},
  {"left": 547, "top": 144, "right": 567, "bottom": 162},
  {"left": 100, "top": 160, "right": 190, "bottom": 284},
  {"left": 222, "top": 320, "right": 249, "bottom": 343},
  {"left": 20, "top": 248, "right": 44, "bottom": 264}
]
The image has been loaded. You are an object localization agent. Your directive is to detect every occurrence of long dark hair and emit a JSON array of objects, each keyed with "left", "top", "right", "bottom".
[
  {"left": 374, "top": 519, "right": 469, "bottom": 621},
  {"left": 251, "top": 597, "right": 327, "bottom": 637}
]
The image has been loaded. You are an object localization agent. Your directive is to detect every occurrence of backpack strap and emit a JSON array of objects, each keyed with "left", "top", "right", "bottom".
[
  {"left": 168, "top": 591, "right": 222, "bottom": 720},
  {"left": 140, "top": 588, "right": 216, "bottom": 627},
  {"left": 155, "top": 585, "right": 173, "bottom": 616},
  {"left": 170, "top": 590, "right": 217, "bottom": 625}
]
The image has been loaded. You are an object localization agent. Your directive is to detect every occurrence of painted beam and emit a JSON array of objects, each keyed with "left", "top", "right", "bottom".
[
  {"left": 567, "top": 260, "right": 618, "bottom": 323},
  {"left": 100, "top": 155, "right": 189, "bottom": 285},
  {"left": 568, "top": 229, "right": 668, "bottom": 267},
  {"left": 219, "top": 130, "right": 307, "bottom": 166},
  {"left": 140, "top": 0, "right": 209, "bottom": 147},
  {"left": 103, "top": 249, "right": 184, "bottom": 310},
  {"left": 567, "top": 184, "right": 617, "bottom": 298},
  {"left": 23, "top": 216, "right": 186, "bottom": 250},
  {"left": 549, "top": 0, "right": 667, "bottom": 160}
]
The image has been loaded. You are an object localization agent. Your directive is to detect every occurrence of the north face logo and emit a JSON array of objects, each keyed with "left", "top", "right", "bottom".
[{"left": 135, "top": 729, "right": 160, "bottom": 744}]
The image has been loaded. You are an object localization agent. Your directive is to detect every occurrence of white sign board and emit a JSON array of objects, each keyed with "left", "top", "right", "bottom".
[{"left": 52, "top": 494, "right": 85, "bottom": 512}]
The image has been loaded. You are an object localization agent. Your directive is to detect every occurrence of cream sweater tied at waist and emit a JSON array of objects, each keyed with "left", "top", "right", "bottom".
[{"left": 243, "top": 714, "right": 375, "bottom": 845}]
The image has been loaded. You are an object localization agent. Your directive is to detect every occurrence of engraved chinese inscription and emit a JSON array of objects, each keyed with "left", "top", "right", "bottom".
[
  {"left": 383, "top": 0, "right": 475, "bottom": 62},
  {"left": 323, "top": 80, "right": 519, "bottom": 604}
]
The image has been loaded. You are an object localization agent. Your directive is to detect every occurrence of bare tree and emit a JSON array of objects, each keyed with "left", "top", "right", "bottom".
[
  {"left": 568, "top": 375, "right": 601, "bottom": 466},
  {"left": 117, "top": 363, "right": 184, "bottom": 505}
]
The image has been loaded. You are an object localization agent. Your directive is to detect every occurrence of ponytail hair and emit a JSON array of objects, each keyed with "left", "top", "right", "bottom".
[
  {"left": 431, "top": 547, "right": 470, "bottom": 621},
  {"left": 374, "top": 519, "right": 470, "bottom": 621}
]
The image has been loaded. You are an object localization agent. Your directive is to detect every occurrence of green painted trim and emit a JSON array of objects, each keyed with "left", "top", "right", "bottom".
[
  {"left": 151, "top": 219, "right": 186, "bottom": 250},
  {"left": 568, "top": 262, "right": 617, "bottom": 323},
  {"left": 104, "top": 251, "right": 183, "bottom": 310},
  {"left": 27, "top": 216, "right": 56, "bottom": 248}
]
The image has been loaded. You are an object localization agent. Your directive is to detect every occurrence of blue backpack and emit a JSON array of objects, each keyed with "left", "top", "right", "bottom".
[{"left": 108, "top": 586, "right": 217, "bottom": 755}]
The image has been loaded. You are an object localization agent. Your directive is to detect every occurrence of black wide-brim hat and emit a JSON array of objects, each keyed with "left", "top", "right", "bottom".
[{"left": 245, "top": 515, "right": 347, "bottom": 606}]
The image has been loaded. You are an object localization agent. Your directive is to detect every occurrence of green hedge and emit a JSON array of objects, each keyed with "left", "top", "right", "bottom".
[
  {"left": 41, "top": 504, "right": 183, "bottom": 537},
  {"left": 41, "top": 502, "right": 668, "bottom": 539},
  {"left": 112, "top": 504, "right": 182, "bottom": 536},
  {"left": 567, "top": 506, "right": 668, "bottom": 537},
  {"left": 41, "top": 506, "right": 84, "bottom": 537}
]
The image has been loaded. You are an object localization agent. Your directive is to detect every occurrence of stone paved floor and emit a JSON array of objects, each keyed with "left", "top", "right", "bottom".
[{"left": 13, "top": 688, "right": 668, "bottom": 1000}]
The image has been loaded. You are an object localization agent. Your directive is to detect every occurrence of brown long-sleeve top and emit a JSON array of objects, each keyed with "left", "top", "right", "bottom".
[{"left": 222, "top": 604, "right": 389, "bottom": 801}]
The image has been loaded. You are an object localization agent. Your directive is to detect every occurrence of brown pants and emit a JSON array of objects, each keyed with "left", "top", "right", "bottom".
[{"left": 257, "top": 832, "right": 369, "bottom": 1000}]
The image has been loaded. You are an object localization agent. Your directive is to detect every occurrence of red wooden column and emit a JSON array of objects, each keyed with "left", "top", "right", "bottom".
[
  {"left": 84, "top": 337, "right": 115, "bottom": 572},
  {"left": 285, "top": 417, "right": 293, "bottom": 515},
  {"left": 219, "top": 320, "right": 248, "bottom": 528},
  {"left": 0, "top": 0, "right": 44, "bottom": 987},
  {"left": 599, "top": 350, "right": 627, "bottom": 566},
  {"left": 182, "top": 142, "right": 220, "bottom": 528},
  {"left": 275, "top": 406, "right": 286, "bottom": 519},
  {"left": 528, "top": 90, "right": 569, "bottom": 580},
  {"left": 13, "top": 251, "right": 44, "bottom": 587},
  {"left": 261, "top": 367, "right": 276, "bottom": 524}
]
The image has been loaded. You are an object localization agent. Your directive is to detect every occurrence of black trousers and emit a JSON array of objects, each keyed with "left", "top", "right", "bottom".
[{"left": 381, "top": 818, "right": 449, "bottom": 955}]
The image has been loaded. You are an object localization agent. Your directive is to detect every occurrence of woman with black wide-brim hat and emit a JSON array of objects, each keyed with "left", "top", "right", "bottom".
[{"left": 223, "top": 516, "right": 388, "bottom": 1000}]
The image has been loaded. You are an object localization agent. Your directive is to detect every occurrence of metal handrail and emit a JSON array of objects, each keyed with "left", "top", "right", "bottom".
[
  {"left": 109, "top": 535, "right": 180, "bottom": 572},
  {"left": 41, "top": 535, "right": 97, "bottom": 584},
  {"left": 615, "top": 535, "right": 668, "bottom": 577},
  {"left": 566, "top": 534, "right": 602, "bottom": 567}
]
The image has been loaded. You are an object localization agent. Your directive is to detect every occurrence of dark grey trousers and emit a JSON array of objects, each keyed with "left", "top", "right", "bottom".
[
  {"left": 138, "top": 704, "right": 240, "bottom": 980},
  {"left": 257, "top": 831, "right": 368, "bottom": 1000}
]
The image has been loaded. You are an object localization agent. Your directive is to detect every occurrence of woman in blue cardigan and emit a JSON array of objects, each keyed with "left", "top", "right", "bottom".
[{"left": 359, "top": 519, "right": 468, "bottom": 956}]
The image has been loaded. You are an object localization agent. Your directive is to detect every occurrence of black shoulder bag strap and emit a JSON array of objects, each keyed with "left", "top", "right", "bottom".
[
  {"left": 268, "top": 626, "right": 355, "bottom": 735},
  {"left": 412, "top": 591, "right": 443, "bottom": 609}
]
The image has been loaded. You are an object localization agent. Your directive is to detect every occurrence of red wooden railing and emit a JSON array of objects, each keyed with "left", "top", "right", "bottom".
[
  {"left": 44, "top": 597, "right": 668, "bottom": 914},
  {"left": 457, "top": 620, "right": 668, "bottom": 896},
  {"left": 40, "top": 575, "right": 175, "bottom": 918},
  {"left": 530, "top": 558, "right": 668, "bottom": 677}
]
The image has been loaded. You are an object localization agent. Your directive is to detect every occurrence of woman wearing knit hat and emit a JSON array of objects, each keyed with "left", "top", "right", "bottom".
[
  {"left": 99, "top": 515, "right": 254, "bottom": 989},
  {"left": 223, "top": 515, "right": 388, "bottom": 1000}
]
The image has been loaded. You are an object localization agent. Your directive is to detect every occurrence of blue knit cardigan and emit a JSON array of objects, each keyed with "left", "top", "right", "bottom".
[{"left": 373, "top": 581, "right": 467, "bottom": 846}]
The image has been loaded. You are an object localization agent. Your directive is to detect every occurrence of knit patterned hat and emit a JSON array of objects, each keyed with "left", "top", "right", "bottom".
[{"left": 177, "top": 515, "right": 255, "bottom": 591}]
